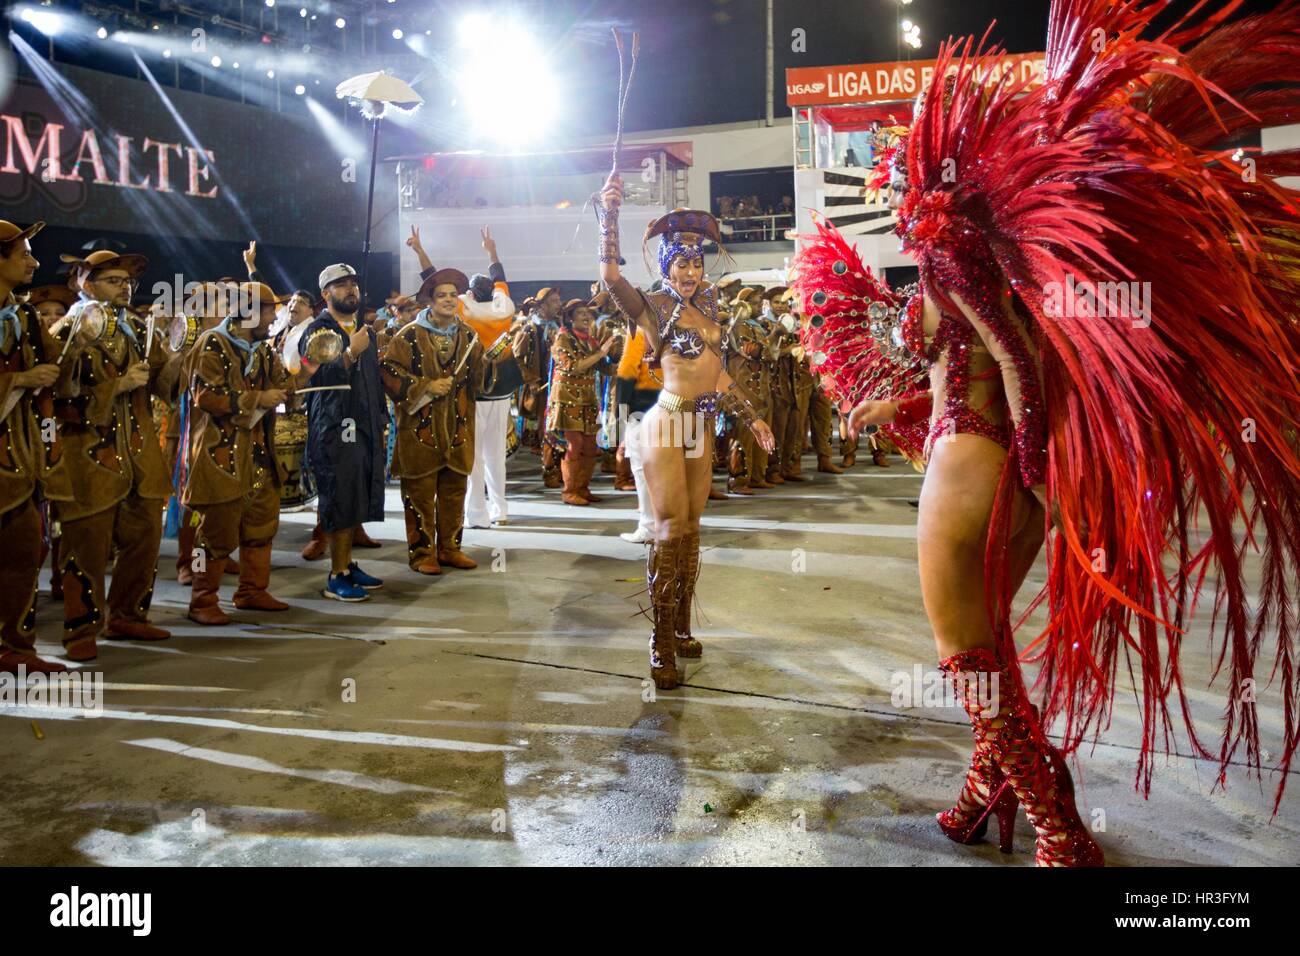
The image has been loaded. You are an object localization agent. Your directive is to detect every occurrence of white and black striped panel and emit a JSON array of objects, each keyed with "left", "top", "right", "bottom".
[{"left": 820, "top": 170, "right": 897, "bottom": 237}]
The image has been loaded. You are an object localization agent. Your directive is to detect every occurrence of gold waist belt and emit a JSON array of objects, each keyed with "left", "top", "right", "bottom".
[{"left": 657, "top": 390, "right": 721, "bottom": 417}]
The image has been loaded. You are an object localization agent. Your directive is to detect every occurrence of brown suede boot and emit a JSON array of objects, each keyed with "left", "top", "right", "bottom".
[
  {"left": 707, "top": 485, "right": 727, "bottom": 501},
  {"left": 675, "top": 532, "right": 703, "bottom": 658},
  {"left": 577, "top": 457, "right": 603, "bottom": 503},
  {"left": 233, "top": 545, "right": 290, "bottom": 611},
  {"left": 188, "top": 555, "right": 231, "bottom": 626},
  {"left": 600, "top": 448, "right": 617, "bottom": 475},
  {"left": 0, "top": 649, "right": 68, "bottom": 674},
  {"left": 873, "top": 448, "right": 890, "bottom": 467},
  {"left": 353, "top": 525, "right": 383, "bottom": 548},
  {"left": 437, "top": 549, "right": 478, "bottom": 570},
  {"left": 647, "top": 537, "right": 683, "bottom": 689},
  {"left": 300, "top": 523, "right": 327, "bottom": 560},
  {"left": 105, "top": 619, "right": 171, "bottom": 641},
  {"left": 614, "top": 449, "right": 636, "bottom": 491},
  {"left": 177, "top": 522, "right": 196, "bottom": 586},
  {"left": 561, "top": 459, "right": 588, "bottom": 506},
  {"left": 727, "top": 477, "right": 754, "bottom": 495},
  {"left": 225, "top": 552, "right": 240, "bottom": 576},
  {"left": 817, "top": 454, "right": 844, "bottom": 474},
  {"left": 413, "top": 556, "right": 442, "bottom": 575}
]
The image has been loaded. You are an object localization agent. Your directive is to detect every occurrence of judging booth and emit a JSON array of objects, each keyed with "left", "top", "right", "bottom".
[{"left": 785, "top": 54, "right": 1044, "bottom": 273}]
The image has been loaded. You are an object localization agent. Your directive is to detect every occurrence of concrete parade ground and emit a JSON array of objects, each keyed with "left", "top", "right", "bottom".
[{"left": 3, "top": 454, "right": 1297, "bottom": 867}]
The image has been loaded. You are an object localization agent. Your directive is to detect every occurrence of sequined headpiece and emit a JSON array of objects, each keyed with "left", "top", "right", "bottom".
[{"left": 644, "top": 208, "right": 723, "bottom": 279}]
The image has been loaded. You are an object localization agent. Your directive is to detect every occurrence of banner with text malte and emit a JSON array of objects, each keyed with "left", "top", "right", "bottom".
[{"left": 0, "top": 61, "right": 368, "bottom": 248}]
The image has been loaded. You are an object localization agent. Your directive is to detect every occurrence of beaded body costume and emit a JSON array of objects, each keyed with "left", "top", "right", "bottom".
[{"left": 809, "top": 0, "right": 1300, "bottom": 810}]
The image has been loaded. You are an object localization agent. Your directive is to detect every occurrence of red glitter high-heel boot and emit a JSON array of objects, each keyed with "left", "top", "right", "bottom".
[
  {"left": 942, "top": 647, "right": 1103, "bottom": 866},
  {"left": 938, "top": 651, "right": 1017, "bottom": 851}
]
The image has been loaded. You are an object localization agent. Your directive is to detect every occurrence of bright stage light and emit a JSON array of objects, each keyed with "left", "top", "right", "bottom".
[
  {"left": 452, "top": 21, "right": 558, "bottom": 145},
  {"left": 20, "top": 8, "right": 65, "bottom": 37},
  {"left": 211, "top": 55, "right": 222, "bottom": 67},
  {"left": 299, "top": 7, "right": 307, "bottom": 15},
  {"left": 335, "top": 17, "right": 346, "bottom": 29},
  {"left": 267, "top": 69, "right": 276, "bottom": 78},
  {"left": 232, "top": 61, "right": 240, "bottom": 69},
  {"left": 265, "top": 0, "right": 276, "bottom": 6},
  {"left": 392, "top": 28, "right": 403, "bottom": 39},
  {"left": 163, "top": 48, "right": 171, "bottom": 57},
  {"left": 294, "top": 84, "right": 305, "bottom": 95},
  {"left": 96, "top": 27, "right": 108, "bottom": 39}
]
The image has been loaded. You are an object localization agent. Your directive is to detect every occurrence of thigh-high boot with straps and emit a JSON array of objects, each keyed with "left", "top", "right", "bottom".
[{"left": 940, "top": 647, "right": 1103, "bottom": 866}]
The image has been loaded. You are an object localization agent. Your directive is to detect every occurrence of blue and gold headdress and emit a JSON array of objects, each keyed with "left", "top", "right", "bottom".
[{"left": 644, "top": 208, "right": 724, "bottom": 279}]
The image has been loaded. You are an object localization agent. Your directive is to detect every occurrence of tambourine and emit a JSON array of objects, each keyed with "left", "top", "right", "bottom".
[
  {"left": 169, "top": 312, "right": 200, "bottom": 352},
  {"left": 303, "top": 327, "right": 345, "bottom": 365},
  {"left": 67, "top": 299, "right": 116, "bottom": 341},
  {"left": 484, "top": 333, "right": 514, "bottom": 364}
]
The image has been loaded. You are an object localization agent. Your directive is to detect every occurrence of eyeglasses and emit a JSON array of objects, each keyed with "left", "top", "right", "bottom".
[{"left": 94, "top": 276, "right": 132, "bottom": 288}]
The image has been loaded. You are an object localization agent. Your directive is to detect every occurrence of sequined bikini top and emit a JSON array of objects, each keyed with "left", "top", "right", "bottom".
[{"left": 654, "top": 284, "right": 718, "bottom": 361}]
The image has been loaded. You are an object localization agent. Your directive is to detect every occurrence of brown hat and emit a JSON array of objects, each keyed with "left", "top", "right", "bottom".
[
  {"left": 561, "top": 297, "right": 592, "bottom": 318},
  {"left": 717, "top": 275, "right": 742, "bottom": 290},
  {"left": 761, "top": 285, "right": 789, "bottom": 301},
  {"left": 417, "top": 267, "right": 470, "bottom": 302},
  {"left": 644, "top": 208, "right": 722, "bottom": 244},
  {"left": 61, "top": 248, "right": 149, "bottom": 280},
  {"left": 735, "top": 287, "right": 759, "bottom": 303},
  {"left": 519, "top": 296, "right": 537, "bottom": 313},
  {"left": 589, "top": 290, "right": 612, "bottom": 313},
  {"left": 240, "top": 281, "right": 286, "bottom": 313},
  {"left": 23, "top": 284, "right": 77, "bottom": 309},
  {"left": 0, "top": 220, "right": 45, "bottom": 244}
]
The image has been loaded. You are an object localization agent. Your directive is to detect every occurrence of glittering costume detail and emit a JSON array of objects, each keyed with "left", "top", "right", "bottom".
[
  {"left": 647, "top": 537, "right": 684, "bottom": 689},
  {"left": 789, "top": 218, "right": 929, "bottom": 464},
  {"left": 893, "top": 0, "right": 1300, "bottom": 807},
  {"left": 942, "top": 648, "right": 1103, "bottom": 867},
  {"left": 923, "top": 306, "right": 1012, "bottom": 459},
  {"left": 675, "top": 531, "right": 702, "bottom": 658}
]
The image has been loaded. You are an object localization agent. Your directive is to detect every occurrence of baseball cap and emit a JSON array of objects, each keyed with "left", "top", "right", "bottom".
[{"left": 318, "top": 263, "right": 358, "bottom": 291}]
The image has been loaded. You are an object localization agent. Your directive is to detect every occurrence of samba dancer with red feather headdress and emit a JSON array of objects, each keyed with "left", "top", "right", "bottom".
[{"left": 798, "top": 0, "right": 1300, "bottom": 865}]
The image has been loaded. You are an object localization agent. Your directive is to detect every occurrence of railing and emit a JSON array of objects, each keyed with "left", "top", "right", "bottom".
[{"left": 719, "top": 213, "right": 794, "bottom": 243}]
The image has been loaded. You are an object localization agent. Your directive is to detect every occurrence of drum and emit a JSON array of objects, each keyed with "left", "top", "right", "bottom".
[
  {"left": 274, "top": 411, "right": 316, "bottom": 510},
  {"left": 169, "top": 313, "right": 200, "bottom": 353},
  {"left": 505, "top": 410, "right": 521, "bottom": 459}
]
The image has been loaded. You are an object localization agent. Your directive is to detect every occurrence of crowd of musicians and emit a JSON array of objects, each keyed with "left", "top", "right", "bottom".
[{"left": 0, "top": 218, "right": 890, "bottom": 676}]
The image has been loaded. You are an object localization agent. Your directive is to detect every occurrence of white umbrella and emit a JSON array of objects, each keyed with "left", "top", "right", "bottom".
[{"left": 336, "top": 71, "right": 424, "bottom": 309}]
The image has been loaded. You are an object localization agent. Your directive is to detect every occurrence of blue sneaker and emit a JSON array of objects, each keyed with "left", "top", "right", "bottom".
[
  {"left": 346, "top": 562, "right": 384, "bottom": 590},
  {"left": 323, "top": 572, "right": 369, "bottom": 602}
]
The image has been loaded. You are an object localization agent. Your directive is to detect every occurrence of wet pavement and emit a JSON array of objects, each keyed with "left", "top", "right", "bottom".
[{"left": 4, "top": 455, "right": 1297, "bottom": 866}]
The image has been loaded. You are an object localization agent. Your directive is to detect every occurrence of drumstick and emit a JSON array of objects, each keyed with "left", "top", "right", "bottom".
[
  {"left": 452, "top": 328, "right": 481, "bottom": 378},
  {"left": 56, "top": 310, "right": 86, "bottom": 365},
  {"left": 144, "top": 312, "right": 156, "bottom": 359},
  {"left": 293, "top": 384, "right": 353, "bottom": 395}
]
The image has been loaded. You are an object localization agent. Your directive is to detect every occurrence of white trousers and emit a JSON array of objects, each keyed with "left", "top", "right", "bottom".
[
  {"left": 466, "top": 398, "right": 510, "bottom": 525},
  {"left": 624, "top": 413, "right": 655, "bottom": 535}
]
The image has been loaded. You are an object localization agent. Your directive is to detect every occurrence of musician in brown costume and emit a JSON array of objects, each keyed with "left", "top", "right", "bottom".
[
  {"left": 55, "top": 249, "right": 173, "bottom": 660},
  {"left": 724, "top": 296, "right": 773, "bottom": 494},
  {"left": 0, "top": 221, "right": 86, "bottom": 674},
  {"left": 182, "top": 282, "right": 302, "bottom": 624},
  {"left": 548, "top": 297, "right": 618, "bottom": 506},
  {"left": 381, "top": 267, "right": 502, "bottom": 575},
  {"left": 596, "top": 183, "right": 775, "bottom": 690}
]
